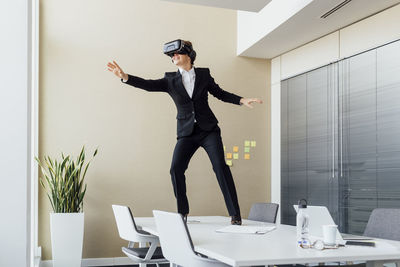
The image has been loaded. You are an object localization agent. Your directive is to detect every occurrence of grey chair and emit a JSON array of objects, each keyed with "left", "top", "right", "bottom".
[
  {"left": 248, "top": 203, "right": 279, "bottom": 267},
  {"left": 321, "top": 208, "right": 400, "bottom": 267},
  {"left": 248, "top": 202, "right": 279, "bottom": 223},
  {"left": 357, "top": 208, "right": 400, "bottom": 267},
  {"left": 363, "top": 208, "right": 400, "bottom": 241}
]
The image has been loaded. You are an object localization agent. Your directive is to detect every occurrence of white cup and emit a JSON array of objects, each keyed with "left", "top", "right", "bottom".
[{"left": 322, "top": 225, "right": 337, "bottom": 246}]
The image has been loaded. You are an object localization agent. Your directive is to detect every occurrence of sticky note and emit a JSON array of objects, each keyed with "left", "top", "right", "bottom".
[
  {"left": 233, "top": 153, "right": 239, "bottom": 160},
  {"left": 233, "top": 146, "right": 239, "bottom": 152},
  {"left": 244, "top": 141, "right": 250, "bottom": 147},
  {"left": 226, "top": 160, "right": 232, "bottom": 166},
  {"left": 244, "top": 154, "right": 250, "bottom": 160},
  {"left": 223, "top": 146, "right": 226, "bottom": 151},
  {"left": 226, "top": 153, "right": 232, "bottom": 159},
  {"left": 244, "top": 147, "right": 250, "bottom": 153},
  {"left": 251, "top": 141, "right": 256, "bottom": 147}
]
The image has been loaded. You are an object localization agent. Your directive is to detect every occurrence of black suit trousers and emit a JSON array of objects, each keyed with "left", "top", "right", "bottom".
[{"left": 169, "top": 123, "right": 241, "bottom": 216}]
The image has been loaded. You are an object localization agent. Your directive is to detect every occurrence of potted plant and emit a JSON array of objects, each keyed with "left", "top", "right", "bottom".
[{"left": 36, "top": 146, "right": 98, "bottom": 267}]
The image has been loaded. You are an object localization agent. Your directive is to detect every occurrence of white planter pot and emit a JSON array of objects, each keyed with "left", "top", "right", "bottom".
[{"left": 50, "top": 213, "right": 84, "bottom": 267}]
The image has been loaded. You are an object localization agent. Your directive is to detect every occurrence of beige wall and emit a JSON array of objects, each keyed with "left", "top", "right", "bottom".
[{"left": 39, "top": 0, "right": 270, "bottom": 260}]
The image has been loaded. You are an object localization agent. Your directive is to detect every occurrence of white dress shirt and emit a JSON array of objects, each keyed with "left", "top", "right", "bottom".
[
  {"left": 178, "top": 67, "right": 196, "bottom": 98},
  {"left": 179, "top": 67, "right": 197, "bottom": 122}
]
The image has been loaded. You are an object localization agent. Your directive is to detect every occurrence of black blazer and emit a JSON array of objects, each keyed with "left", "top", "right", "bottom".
[{"left": 123, "top": 67, "right": 242, "bottom": 138}]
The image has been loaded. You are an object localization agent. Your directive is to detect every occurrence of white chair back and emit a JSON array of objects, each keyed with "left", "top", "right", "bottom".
[
  {"left": 153, "top": 210, "right": 196, "bottom": 265},
  {"left": 153, "top": 210, "right": 229, "bottom": 267},
  {"left": 112, "top": 204, "right": 148, "bottom": 242},
  {"left": 112, "top": 205, "right": 166, "bottom": 264}
]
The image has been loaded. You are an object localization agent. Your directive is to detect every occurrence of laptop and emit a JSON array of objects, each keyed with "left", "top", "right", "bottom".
[{"left": 293, "top": 205, "right": 346, "bottom": 245}]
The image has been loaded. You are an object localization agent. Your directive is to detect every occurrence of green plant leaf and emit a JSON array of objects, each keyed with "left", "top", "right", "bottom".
[{"left": 36, "top": 146, "right": 98, "bottom": 213}]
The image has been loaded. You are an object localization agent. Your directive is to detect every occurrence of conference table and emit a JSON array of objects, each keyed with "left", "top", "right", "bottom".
[{"left": 135, "top": 216, "right": 400, "bottom": 267}]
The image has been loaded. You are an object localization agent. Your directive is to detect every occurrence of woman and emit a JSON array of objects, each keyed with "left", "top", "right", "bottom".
[{"left": 107, "top": 40, "right": 262, "bottom": 225}]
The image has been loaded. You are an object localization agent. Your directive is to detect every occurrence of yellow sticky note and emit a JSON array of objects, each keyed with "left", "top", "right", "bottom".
[
  {"left": 244, "top": 154, "right": 250, "bottom": 160},
  {"left": 223, "top": 146, "right": 226, "bottom": 151},
  {"left": 226, "top": 153, "right": 232, "bottom": 159},
  {"left": 251, "top": 141, "right": 256, "bottom": 147},
  {"left": 244, "top": 140, "right": 250, "bottom": 147},
  {"left": 233, "top": 146, "right": 239, "bottom": 152},
  {"left": 233, "top": 153, "right": 239, "bottom": 160},
  {"left": 226, "top": 160, "right": 232, "bottom": 166},
  {"left": 244, "top": 147, "right": 250, "bottom": 153}
]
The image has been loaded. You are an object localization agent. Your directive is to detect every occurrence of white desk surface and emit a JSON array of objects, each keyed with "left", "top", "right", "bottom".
[{"left": 135, "top": 216, "right": 400, "bottom": 267}]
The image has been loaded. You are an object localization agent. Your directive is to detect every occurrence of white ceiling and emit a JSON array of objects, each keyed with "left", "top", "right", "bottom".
[
  {"left": 240, "top": 0, "right": 400, "bottom": 58},
  {"left": 160, "top": 0, "right": 272, "bottom": 12},
  {"left": 160, "top": 0, "right": 400, "bottom": 59}
]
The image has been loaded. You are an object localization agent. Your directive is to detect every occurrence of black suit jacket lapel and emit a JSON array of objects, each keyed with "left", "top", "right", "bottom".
[
  {"left": 192, "top": 68, "right": 202, "bottom": 100},
  {"left": 172, "top": 70, "right": 191, "bottom": 100}
]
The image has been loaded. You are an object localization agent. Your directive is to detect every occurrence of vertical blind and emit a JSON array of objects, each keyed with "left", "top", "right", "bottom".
[{"left": 281, "top": 39, "right": 400, "bottom": 234}]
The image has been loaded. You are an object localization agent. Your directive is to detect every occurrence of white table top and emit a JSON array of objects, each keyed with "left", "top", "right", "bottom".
[{"left": 135, "top": 216, "right": 400, "bottom": 267}]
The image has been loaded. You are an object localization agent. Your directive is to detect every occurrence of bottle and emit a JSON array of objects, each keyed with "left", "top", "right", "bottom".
[{"left": 296, "top": 199, "right": 309, "bottom": 247}]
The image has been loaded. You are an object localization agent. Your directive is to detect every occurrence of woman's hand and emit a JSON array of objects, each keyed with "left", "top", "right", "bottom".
[
  {"left": 240, "top": 98, "right": 263, "bottom": 108},
  {"left": 107, "top": 60, "right": 128, "bottom": 81}
]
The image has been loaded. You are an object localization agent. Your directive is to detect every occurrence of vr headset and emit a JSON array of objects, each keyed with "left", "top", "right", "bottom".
[{"left": 163, "top": 39, "right": 196, "bottom": 63}]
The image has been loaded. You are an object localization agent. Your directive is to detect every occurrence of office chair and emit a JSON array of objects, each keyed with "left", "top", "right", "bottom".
[
  {"left": 363, "top": 208, "right": 400, "bottom": 241},
  {"left": 318, "top": 208, "right": 400, "bottom": 267},
  {"left": 112, "top": 205, "right": 168, "bottom": 266},
  {"left": 153, "top": 210, "right": 230, "bottom": 267},
  {"left": 248, "top": 202, "right": 279, "bottom": 223}
]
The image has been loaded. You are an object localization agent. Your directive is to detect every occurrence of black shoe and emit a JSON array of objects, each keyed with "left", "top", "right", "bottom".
[{"left": 231, "top": 215, "right": 242, "bottom": 225}]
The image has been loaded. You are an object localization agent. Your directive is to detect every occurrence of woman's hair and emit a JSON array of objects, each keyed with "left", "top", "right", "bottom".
[
  {"left": 183, "top": 40, "right": 193, "bottom": 47},
  {"left": 183, "top": 40, "right": 196, "bottom": 65}
]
